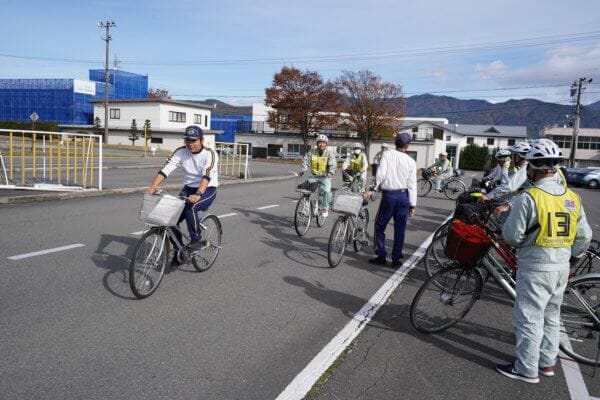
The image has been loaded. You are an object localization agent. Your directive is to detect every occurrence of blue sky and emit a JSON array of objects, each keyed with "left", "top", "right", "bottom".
[{"left": 1, "top": 0, "right": 599, "bottom": 105}]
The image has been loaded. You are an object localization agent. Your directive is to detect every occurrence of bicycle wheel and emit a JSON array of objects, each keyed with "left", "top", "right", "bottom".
[
  {"left": 570, "top": 247, "right": 600, "bottom": 277},
  {"left": 191, "top": 215, "right": 222, "bottom": 272},
  {"left": 444, "top": 179, "right": 466, "bottom": 200},
  {"left": 353, "top": 208, "right": 370, "bottom": 252},
  {"left": 417, "top": 179, "right": 432, "bottom": 197},
  {"left": 433, "top": 219, "right": 452, "bottom": 240},
  {"left": 294, "top": 195, "right": 312, "bottom": 236},
  {"left": 129, "top": 227, "right": 169, "bottom": 299},
  {"left": 328, "top": 216, "right": 349, "bottom": 268},
  {"left": 316, "top": 191, "right": 327, "bottom": 227},
  {"left": 559, "top": 274, "right": 600, "bottom": 366},
  {"left": 424, "top": 233, "right": 449, "bottom": 278},
  {"left": 410, "top": 265, "right": 483, "bottom": 334}
]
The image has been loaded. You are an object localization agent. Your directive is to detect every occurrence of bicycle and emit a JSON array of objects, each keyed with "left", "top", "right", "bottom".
[
  {"left": 327, "top": 189, "right": 370, "bottom": 268},
  {"left": 417, "top": 167, "right": 467, "bottom": 200},
  {"left": 294, "top": 177, "right": 330, "bottom": 236},
  {"left": 410, "top": 213, "right": 600, "bottom": 367},
  {"left": 342, "top": 169, "right": 363, "bottom": 193},
  {"left": 129, "top": 192, "right": 223, "bottom": 299}
]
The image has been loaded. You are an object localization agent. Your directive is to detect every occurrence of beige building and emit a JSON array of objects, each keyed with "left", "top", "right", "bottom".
[{"left": 540, "top": 127, "right": 600, "bottom": 167}]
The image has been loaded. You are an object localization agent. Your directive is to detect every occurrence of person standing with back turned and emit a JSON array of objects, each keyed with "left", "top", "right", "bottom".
[{"left": 367, "top": 132, "right": 417, "bottom": 267}]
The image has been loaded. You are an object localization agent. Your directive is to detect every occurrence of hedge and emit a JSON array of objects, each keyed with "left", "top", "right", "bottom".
[{"left": 459, "top": 143, "right": 490, "bottom": 171}]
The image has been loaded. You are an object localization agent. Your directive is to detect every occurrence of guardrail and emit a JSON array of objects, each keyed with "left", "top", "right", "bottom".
[
  {"left": 0, "top": 128, "right": 103, "bottom": 191},
  {"left": 214, "top": 141, "right": 249, "bottom": 179}
]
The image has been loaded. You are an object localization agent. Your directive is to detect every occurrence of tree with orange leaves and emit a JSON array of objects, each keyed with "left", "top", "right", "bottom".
[{"left": 265, "top": 66, "right": 340, "bottom": 148}]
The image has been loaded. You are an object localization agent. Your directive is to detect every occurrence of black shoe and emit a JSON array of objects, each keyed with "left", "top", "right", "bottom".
[
  {"left": 368, "top": 256, "right": 388, "bottom": 266},
  {"left": 188, "top": 240, "right": 205, "bottom": 250},
  {"left": 171, "top": 254, "right": 182, "bottom": 268},
  {"left": 391, "top": 260, "right": 403, "bottom": 268}
]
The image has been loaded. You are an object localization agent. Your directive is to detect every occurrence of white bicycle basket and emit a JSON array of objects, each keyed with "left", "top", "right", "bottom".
[
  {"left": 140, "top": 193, "right": 186, "bottom": 226},
  {"left": 332, "top": 190, "right": 363, "bottom": 217}
]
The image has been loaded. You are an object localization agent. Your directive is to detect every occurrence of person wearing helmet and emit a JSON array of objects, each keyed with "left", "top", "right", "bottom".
[
  {"left": 145, "top": 125, "right": 219, "bottom": 266},
  {"left": 300, "top": 134, "right": 336, "bottom": 218},
  {"left": 427, "top": 151, "right": 453, "bottom": 192},
  {"left": 496, "top": 138, "right": 592, "bottom": 384},
  {"left": 483, "top": 149, "right": 511, "bottom": 186},
  {"left": 371, "top": 143, "right": 389, "bottom": 177},
  {"left": 342, "top": 142, "right": 368, "bottom": 192}
]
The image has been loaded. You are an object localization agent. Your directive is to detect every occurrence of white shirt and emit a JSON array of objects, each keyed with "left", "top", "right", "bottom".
[
  {"left": 160, "top": 146, "right": 219, "bottom": 187},
  {"left": 375, "top": 149, "right": 417, "bottom": 207}
]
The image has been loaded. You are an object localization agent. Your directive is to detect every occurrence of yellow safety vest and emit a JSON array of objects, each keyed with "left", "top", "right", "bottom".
[
  {"left": 349, "top": 153, "right": 366, "bottom": 172},
  {"left": 526, "top": 187, "right": 581, "bottom": 248},
  {"left": 311, "top": 149, "right": 329, "bottom": 176}
]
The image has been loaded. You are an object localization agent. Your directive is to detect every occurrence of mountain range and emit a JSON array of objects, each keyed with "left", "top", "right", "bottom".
[{"left": 196, "top": 95, "right": 600, "bottom": 137}]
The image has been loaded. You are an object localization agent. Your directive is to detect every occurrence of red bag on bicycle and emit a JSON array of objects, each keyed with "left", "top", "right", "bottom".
[{"left": 445, "top": 219, "right": 492, "bottom": 268}]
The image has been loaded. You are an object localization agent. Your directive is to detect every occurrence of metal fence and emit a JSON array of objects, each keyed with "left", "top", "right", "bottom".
[
  {"left": 214, "top": 141, "right": 249, "bottom": 179},
  {"left": 0, "top": 129, "right": 103, "bottom": 191}
]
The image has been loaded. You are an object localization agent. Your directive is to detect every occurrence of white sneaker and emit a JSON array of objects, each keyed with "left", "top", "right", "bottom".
[{"left": 322, "top": 209, "right": 329, "bottom": 218}]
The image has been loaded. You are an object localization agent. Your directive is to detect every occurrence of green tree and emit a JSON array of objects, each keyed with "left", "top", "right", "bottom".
[
  {"left": 459, "top": 144, "right": 490, "bottom": 171},
  {"left": 93, "top": 117, "right": 102, "bottom": 137},
  {"left": 129, "top": 119, "right": 139, "bottom": 146},
  {"left": 143, "top": 119, "right": 152, "bottom": 146}
]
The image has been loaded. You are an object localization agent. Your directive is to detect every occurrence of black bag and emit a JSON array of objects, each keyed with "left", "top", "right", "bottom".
[{"left": 454, "top": 203, "right": 489, "bottom": 225}]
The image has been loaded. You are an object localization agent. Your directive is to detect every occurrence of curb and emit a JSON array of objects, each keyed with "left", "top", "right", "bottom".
[{"left": 0, "top": 174, "right": 296, "bottom": 205}]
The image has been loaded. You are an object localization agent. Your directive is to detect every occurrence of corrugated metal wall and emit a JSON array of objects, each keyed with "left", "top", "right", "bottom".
[{"left": 211, "top": 115, "right": 252, "bottom": 143}]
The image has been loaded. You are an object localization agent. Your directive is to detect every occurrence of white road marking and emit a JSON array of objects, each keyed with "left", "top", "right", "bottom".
[
  {"left": 291, "top": 200, "right": 299, "bottom": 203},
  {"left": 275, "top": 216, "right": 451, "bottom": 400},
  {"left": 8, "top": 244, "right": 86, "bottom": 260},
  {"left": 559, "top": 331, "right": 594, "bottom": 400},
  {"left": 257, "top": 204, "right": 279, "bottom": 210},
  {"left": 217, "top": 213, "right": 237, "bottom": 218},
  {"left": 130, "top": 230, "right": 148, "bottom": 236},
  {"left": 288, "top": 171, "right": 299, "bottom": 177}
]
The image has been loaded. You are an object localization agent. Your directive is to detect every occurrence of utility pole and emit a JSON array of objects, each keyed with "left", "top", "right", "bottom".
[
  {"left": 99, "top": 20, "right": 116, "bottom": 143},
  {"left": 568, "top": 77, "right": 593, "bottom": 168}
]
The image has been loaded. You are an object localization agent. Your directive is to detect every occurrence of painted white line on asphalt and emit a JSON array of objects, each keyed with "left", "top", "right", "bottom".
[
  {"left": 291, "top": 200, "right": 299, "bottom": 203},
  {"left": 559, "top": 332, "right": 592, "bottom": 400},
  {"left": 288, "top": 171, "right": 299, "bottom": 177},
  {"left": 217, "top": 213, "right": 237, "bottom": 218},
  {"left": 275, "top": 215, "right": 452, "bottom": 400},
  {"left": 8, "top": 244, "right": 86, "bottom": 260},
  {"left": 257, "top": 204, "right": 279, "bottom": 210}
]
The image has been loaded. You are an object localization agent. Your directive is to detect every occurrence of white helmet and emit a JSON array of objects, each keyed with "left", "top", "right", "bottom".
[
  {"left": 510, "top": 142, "right": 530, "bottom": 155},
  {"left": 353, "top": 142, "right": 362, "bottom": 149},
  {"left": 526, "top": 139, "right": 563, "bottom": 169},
  {"left": 495, "top": 149, "right": 511, "bottom": 160},
  {"left": 316, "top": 134, "right": 328, "bottom": 143}
]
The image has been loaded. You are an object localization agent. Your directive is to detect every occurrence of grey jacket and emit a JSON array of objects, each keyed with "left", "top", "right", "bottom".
[{"left": 501, "top": 177, "right": 593, "bottom": 272}]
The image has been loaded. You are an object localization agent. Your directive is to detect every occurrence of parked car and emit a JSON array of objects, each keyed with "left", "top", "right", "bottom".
[{"left": 563, "top": 167, "right": 600, "bottom": 189}]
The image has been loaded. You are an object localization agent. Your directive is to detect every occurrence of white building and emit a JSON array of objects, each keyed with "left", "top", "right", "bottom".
[
  {"left": 92, "top": 99, "right": 220, "bottom": 150},
  {"left": 540, "top": 127, "right": 600, "bottom": 167}
]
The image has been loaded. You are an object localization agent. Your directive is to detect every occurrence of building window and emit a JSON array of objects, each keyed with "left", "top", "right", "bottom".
[
  {"left": 487, "top": 138, "right": 495, "bottom": 146},
  {"left": 288, "top": 143, "right": 310, "bottom": 155},
  {"left": 109, "top": 108, "right": 120, "bottom": 119},
  {"left": 169, "top": 111, "right": 186, "bottom": 123},
  {"left": 508, "top": 139, "right": 516, "bottom": 146},
  {"left": 446, "top": 135, "right": 451, "bottom": 141},
  {"left": 577, "top": 136, "right": 598, "bottom": 150},
  {"left": 194, "top": 114, "right": 202, "bottom": 124},
  {"left": 150, "top": 137, "right": 163, "bottom": 144},
  {"left": 433, "top": 128, "right": 444, "bottom": 140},
  {"left": 551, "top": 135, "right": 571, "bottom": 149},
  {"left": 467, "top": 137, "right": 474, "bottom": 145},
  {"left": 412, "top": 127, "right": 418, "bottom": 133},
  {"left": 205, "top": 115, "right": 208, "bottom": 127}
]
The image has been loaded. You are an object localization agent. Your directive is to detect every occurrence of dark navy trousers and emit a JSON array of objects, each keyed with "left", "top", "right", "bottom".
[
  {"left": 374, "top": 189, "right": 409, "bottom": 262},
  {"left": 171, "top": 185, "right": 217, "bottom": 248}
]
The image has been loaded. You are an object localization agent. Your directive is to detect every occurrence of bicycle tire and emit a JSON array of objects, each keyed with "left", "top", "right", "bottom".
[
  {"left": 316, "top": 191, "right": 327, "bottom": 227},
  {"left": 294, "top": 195, "right": 312, "bottom": 236},
  {"left": 570, "top": 247, "right": 600, "bottom": 277},
  {"left": 559, "top": 274, "right": 600, "bottom": 366},
  {"left": 433, "top": 219, "right": 452, "bottom": 240},
  {"left": 410, "top": 265, "right": 483, "bottom": 334},
  {"left": 417, "top": 179, "right": 432, "bottom": 197},
  {"left": 424, "top": 233, "right": 449, "bottom": 279},
  {"left": 353, "top": 208, "right": 370, "bottom": 252},
  {"left": 191, "top": 215, "right": 222, "bottom": 272},
  {"left": 129, "top": 227, "right": 169, "bottom": 299},
  {"left": 328, "top": 216, "right": 349, "bottom": 268},
  {"left": 444, "top": 179, "right": 466, "bottom": 201}
]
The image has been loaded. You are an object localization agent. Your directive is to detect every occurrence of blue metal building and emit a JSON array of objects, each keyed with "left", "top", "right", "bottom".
[
  {"left": 211, "top": 115, "right": 252, "bottom": 142},
  {"left": 0, "top": 69, "right": 148, "bottom": 125}
]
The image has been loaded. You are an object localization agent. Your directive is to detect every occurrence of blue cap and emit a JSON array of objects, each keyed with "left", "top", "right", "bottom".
[
  {"left": 395, "top": 132, "right": 412, "bottom": 147},
  {"left": 183, "top": 125, "right": 203, "bottom": 140}
]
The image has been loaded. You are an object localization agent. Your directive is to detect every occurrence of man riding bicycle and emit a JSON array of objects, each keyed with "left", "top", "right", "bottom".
[
  {"left": 427, "top": 152, "right": 453, "bottom": 192},
  {"left": 145, "top": 125, "right": 219, "bottom": 264},
  {"left": 342, "top": 142, "right": 368, "bottom": 192},
  {"left": 300, "top": 134, "right": 336, "bottom": 218}
]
